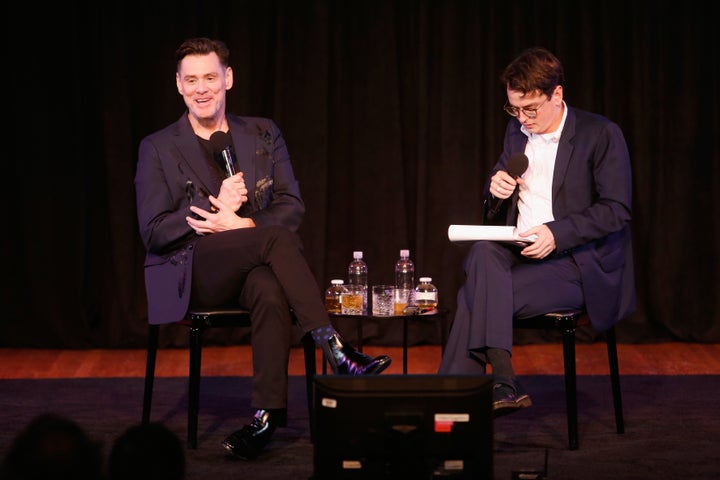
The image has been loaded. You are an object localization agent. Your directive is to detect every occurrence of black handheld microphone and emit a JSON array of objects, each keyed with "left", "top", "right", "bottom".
[
  {"left": 209, "top": 131, "right": 236, "bottom": 178},
  {"left": 486, "top": 152, "right": 529, "bottom": 220}
]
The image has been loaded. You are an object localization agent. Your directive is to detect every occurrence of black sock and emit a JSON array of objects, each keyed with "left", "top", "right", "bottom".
[
  {"left": 487, "top": 348, "right": 515, "bottom": 382},
  {"left": 469, "top": 348, "right": 488, "bottom": 374},
  {"left": 311, "top": 325, "right": 340, "bottom": 362},
  {"left": 310, "top": 325, "right": 338, "bottom": 344}
]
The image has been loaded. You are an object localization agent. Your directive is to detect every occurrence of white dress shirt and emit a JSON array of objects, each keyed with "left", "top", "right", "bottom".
[{"left": 516, "top": 102, "right": 568, "bottom": 233}]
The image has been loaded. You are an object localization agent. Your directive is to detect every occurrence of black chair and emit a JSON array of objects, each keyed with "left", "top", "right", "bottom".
[
  {"left": 513, "top": 310, "right": 624, "bottom": 450},
  {"left": 142, "top": 307, "right": 317, "bottom": 449}
]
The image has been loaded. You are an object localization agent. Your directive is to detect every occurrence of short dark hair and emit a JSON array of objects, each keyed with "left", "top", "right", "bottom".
[
  {"left": 175, "top": 37, "right": 230, "bottom": 71},
  {"left": 108, "top": 422, "right": 185, "bottom": 480},
  {"left": 2, "top": 413, "right": 104, "bottom": 480},
  {"left": 500, "top": 47, "right": 564, "bottom": 98}
]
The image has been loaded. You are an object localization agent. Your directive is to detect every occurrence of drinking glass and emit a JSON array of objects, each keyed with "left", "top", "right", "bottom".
[
  {"left": 341, "top": 285, "right": 364, "bottom": 315},
  {"left": 372, "top": 285, "right": 394, "bottom": 316}
]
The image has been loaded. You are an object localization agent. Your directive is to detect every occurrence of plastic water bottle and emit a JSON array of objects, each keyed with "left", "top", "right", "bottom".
[
  {"left": 414, "top": 277, "right": 438, "bottom": 311},
  {"left": 348, "top": 251, "right": 368, "bottom": 313},
  {"left": 395, "top": 249, "right": 415, "bottom": 290},
  {"left": 394, "top": 249, "right": 415, "bottom": 313},
  {"left": 324, "top": 279, "right": 345, "bottom": 314}
]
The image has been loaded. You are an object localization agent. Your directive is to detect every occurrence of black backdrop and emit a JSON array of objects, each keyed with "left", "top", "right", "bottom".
[{"left": 3, "top": 0, "right": 718, "bottom": 348}]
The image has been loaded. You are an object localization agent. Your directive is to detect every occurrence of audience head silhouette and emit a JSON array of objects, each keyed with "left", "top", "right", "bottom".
[
  {"left": 1, "top": 413, "right": 103, "bottom": 480},
  {"left": 108, "top": 422, "right": 185, "bottom": 480}
]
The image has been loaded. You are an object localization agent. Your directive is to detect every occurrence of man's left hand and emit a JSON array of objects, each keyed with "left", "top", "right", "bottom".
[
  {"left": 519, "top": 224, "right": 556, "bottom": 259},
  {"left": 186, "top": 195, "right": 255, "bottom": 234}
]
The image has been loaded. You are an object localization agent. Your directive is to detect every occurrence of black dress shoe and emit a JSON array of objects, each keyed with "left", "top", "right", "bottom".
[
  {"left": 492, "top": 380, "right": 532, "bottom": 418},
  {"left": 326, "top": 334, "right": 392, "bottom": 375},
  {"left": 222, "top": 409, "right": 287, "bottom": 460}
]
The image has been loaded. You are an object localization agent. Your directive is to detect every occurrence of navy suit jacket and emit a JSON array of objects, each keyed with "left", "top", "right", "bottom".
[
  {"left": 135, "top": 113, "right": 304, "bottom": 324},
  {"left": 487, "top": 106, "right": 636, "bottom": 331}
]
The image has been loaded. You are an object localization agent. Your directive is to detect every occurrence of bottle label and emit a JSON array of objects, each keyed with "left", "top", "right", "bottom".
[
  {"left": 325, "top": 296, "right": 342, "bottom": 314},
  {"left": 415, "top": 291, "right": 437, "bottom": 302}
]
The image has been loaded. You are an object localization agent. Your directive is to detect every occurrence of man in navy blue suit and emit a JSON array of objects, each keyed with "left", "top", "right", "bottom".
[
  {"left": 439, "top": 47, "right": 635, "bottom": 417},
  {"left": 134, "top": 37, "right": 391, "bottom": 460}
]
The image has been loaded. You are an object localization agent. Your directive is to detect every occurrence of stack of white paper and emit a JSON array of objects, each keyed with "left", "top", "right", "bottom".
[{"left": 447, "top": 225, "right": 537, "bottom": 243}]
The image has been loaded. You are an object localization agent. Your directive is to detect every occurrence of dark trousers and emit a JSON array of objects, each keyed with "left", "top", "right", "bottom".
[
  {"left": 438, "top": 241, "right": 584, "bottom": 375},
  {"left": 190, "top": 225, "right": 328, "bottom": 409}
]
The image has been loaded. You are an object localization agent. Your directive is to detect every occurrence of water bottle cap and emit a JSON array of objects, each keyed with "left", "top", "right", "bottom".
[
  {"left": 419, "top": 276, "right": 432, "bottom": 282},
  {"left": 331, "top": 279, "right": 344, "bottom": 285},
  {"left": 353, "top": 251, "right": 363, "bottom": 259},
  {"left": 400, "top": 249, "right": 410, "bottom": 257}
]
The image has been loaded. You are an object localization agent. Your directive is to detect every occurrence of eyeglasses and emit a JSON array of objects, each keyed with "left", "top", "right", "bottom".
[{"left": 503, "top": 97, "right": 549, "bottom": 119}]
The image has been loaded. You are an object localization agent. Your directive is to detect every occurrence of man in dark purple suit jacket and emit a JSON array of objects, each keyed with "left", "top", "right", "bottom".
[
  {"left": 438, "top": 47, "right": 636, "bottom": 417},
  {"left": 134, "top": 37, "right": 391, "bottom": 460}
]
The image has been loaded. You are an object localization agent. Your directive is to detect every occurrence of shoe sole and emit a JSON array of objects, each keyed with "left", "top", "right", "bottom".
[
  {"left": 514, "top": 393, "right": 532, "bottom": 408},
  {"left": 492, "top": 394, "right": 532, "bottom": 418}
]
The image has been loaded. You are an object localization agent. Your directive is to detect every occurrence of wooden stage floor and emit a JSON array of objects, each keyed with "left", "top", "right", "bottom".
[{"left": 1, "top": 342, "right": 719, "bottom": 379}]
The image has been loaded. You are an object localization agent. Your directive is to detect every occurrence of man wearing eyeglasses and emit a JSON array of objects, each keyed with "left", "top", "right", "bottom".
[{"left": 439, "top": 47, "right": 636, "bottom": 417}]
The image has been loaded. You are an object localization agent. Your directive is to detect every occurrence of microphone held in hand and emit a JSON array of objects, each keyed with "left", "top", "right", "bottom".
[
  {"left": 209, "top": 131, "right": 236, "bottom": 178},
  {"left": 506, "top": 152, "right": 530, "bottom": 179},
  {"left": 487, "top": 152, "right": 529, "bottom": 220}
]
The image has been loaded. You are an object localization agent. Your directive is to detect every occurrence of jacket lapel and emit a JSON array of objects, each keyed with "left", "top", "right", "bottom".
[
  {"left": 552, "top": 107, "right": 576, "bottom": 203},
  {"left": 170, "top": 114, "right": 218, "bottom": 196},
  {"left": 228, "top": 115, "right": 257, "bottom": 191}
]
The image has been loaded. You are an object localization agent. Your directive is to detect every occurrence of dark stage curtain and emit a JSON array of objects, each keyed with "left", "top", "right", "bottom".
[{"left": 3, "top": 0, "right": 718, "bottom": 348}]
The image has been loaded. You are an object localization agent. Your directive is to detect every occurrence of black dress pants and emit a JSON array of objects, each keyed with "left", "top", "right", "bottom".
[{"left": 190, "top": 225, "right": 328, "bottom": 409}]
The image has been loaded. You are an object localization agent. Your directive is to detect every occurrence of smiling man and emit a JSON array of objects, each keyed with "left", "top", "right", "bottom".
[{"left": 134, "top": 37, "right": 391, "bottom": 461}]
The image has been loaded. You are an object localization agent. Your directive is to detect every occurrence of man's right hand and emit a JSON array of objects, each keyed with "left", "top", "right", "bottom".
[
  {"left": 490, "top": 171, "right": 523, "bottom": 199},
  {"left": 217, "top": 172, "right": 248, "bottom": 211}
]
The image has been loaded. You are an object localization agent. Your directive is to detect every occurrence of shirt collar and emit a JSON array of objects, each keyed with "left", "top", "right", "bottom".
[{"left": 521, "top": 101, "right": 568, "bottom": 144}]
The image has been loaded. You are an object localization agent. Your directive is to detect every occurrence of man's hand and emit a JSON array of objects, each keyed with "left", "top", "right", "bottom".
[
  {"left": 216, "top": 172, "right": 248, "bottom": 212},
  {"left": 186, "top": 195, "right": 255, "bottom": 235},
  {"left": 490, "top": 171, "right": 524, "bottom": 199},
  {"left": 519, "top": 224, "right": 556, "bottom": 259}
]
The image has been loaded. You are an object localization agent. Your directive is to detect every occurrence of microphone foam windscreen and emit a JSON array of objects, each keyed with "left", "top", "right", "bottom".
[
  {"left": 209, "top": 131, "right": 232, "bottom": 153},
  {"left": 507, "top": 153, "right": 529, "bottom": 178}
]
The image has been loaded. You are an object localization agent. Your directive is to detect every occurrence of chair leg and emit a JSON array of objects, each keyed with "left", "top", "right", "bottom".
[
  {"left": 187, "top": 324, "right": 204, "bottom": 449},
  {"left": 605, "top": 326, "right": 625, "bottom": 434},
  {"left": 402, "top": 317, "right": 409, "bottom": 374},
  {"left": 561, "top": 320, "right": 580, "bottom": 450},
  {"left": 142, "top": 324, "right": 159, "bottom": 425},
  {"left": 301, "top": 332, "right": 317, "bottom": 441}
]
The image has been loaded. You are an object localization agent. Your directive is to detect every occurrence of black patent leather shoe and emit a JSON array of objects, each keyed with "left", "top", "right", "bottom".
[
  {"left": 222, "top": 409, "right": 287, "bottom": 460},
  {"left": 327, "top": 334, "right": 392, "bottom": 375},
  {"left": 492, "top": 380, "right": 532, "bottom": 418}
]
